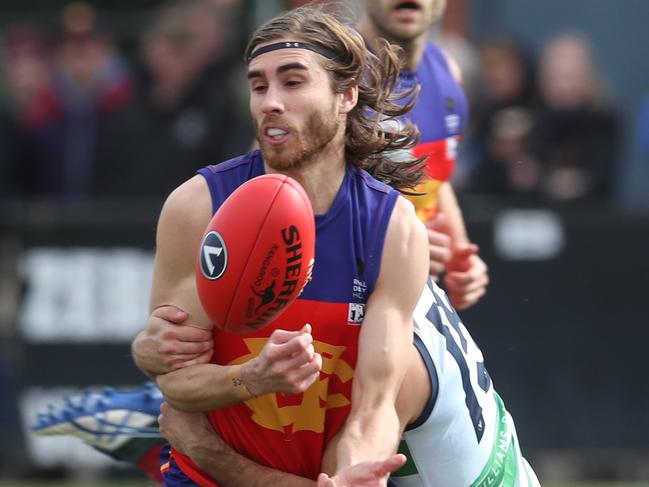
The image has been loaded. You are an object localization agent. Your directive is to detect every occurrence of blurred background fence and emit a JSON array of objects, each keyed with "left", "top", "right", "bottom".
[{"left": 1, "top": 0, "right": 648, "bottom": 484}]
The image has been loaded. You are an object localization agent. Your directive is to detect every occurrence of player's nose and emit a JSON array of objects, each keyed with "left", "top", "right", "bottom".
[{"left": 260, "top": 85, "right": 285, "bottom": 114}]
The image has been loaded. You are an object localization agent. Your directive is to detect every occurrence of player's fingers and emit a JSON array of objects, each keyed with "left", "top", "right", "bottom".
[
  {"left": 175, "top": 325, "right": 214, "bottom": 342},
  {"left": 300, "top": 323, "right": 312, "bottom": 335},
  {"left": 272, "top": 331, "right": 313, "bottom": 358},
  {"left": 317, "top": 473, "right": 335, "bottom": 487},
  {"left": 150, "top": 319, "right": 210, "bottom": 346},
  {"left": 282, "top": 344, "right": 316, "bottom": 371},
  {"left": 269, "top": 327, "right": 310, "bottom": 345},
  {"left": 429, "top": 244, "right": 452, "bottom": 266},
  {"left": 444, "top": 271, "right": 474, "bottom": 288},
  {"left": 157, "top": 335, "right": 213, "bottom": 355},
  {"left": 380, "top": 453, "right": 407, "bottom": 474},
  {"left": 453, "top": 243, "right": 479, "bottom": 260},
  {"left": 163, "top": 338, "right": 213, "bottom": 356},
  {"left": 427, "top": 228, "right": 452, "bottom": 249},
  {"left": 151, "top": 305, "right": 188, "bottom": 324},
  {"left": 168, "top": 349, "right": 214, "bottom": 369},
  {"left": 156, "top": 321, "right": 213, "bottom": 343},
  {"left": 282, "top": 355, "right": 321, "bottom": 393},
  {"left": 450, "top": 287, "right": 486, "bottom": 310},
  {"left": 446, "top": 268, "right": 489, "bottom": 290},
  {"left": 295, "top": 353, "right": 322, "bottom": 380}
]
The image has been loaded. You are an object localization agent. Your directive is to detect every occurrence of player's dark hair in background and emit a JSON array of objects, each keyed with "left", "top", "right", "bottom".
[{"left": 245, "top": 5, "right": 426, "bottom": 192}]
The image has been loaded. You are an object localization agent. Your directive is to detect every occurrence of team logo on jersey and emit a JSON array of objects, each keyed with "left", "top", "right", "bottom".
[
  {"left": 348, "top": 303, "right": 365, "bottom": 324},
  {"left": 199, "top": 231, "right": 227, "bottom": 280},
  {"left": 229, "top": 338, "right": 353, "bottom": 434}
]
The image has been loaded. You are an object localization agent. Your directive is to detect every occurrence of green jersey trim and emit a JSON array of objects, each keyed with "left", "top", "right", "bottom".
[{"left": 469, "top": 392, "right": 518, "bottom": 487}]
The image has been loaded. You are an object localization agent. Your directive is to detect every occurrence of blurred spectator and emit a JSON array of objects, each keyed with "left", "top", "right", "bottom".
[
  {"left": 532, "top": 32, "right": 621, "bottom": 203},
  {"left": 461, "top": 36, "right": 539, "bottom": 197},
  {"left": 0, "top": 25, "right": 53, "bottom": 198},
  {"left": 95, "top": 0, "right": 252, "bottom": 201},
  {"left": 2, "top": 3, "right": 133, "bottom": 201}
]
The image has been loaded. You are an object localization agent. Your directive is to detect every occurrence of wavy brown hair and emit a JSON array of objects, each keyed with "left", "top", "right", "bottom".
[{"left": 245, "top": 5, "right": 426, "bottom": 192}]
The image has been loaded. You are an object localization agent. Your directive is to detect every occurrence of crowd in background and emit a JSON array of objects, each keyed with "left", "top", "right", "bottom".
[
  {"left": 458, "top": 31, "right": 621, "bottom": 205},
  {"left": 0, "top": 0, "right": 252, "bottom": 204},
  {"left": 0, "top": 0, "right": 632, "bottom": 208}
]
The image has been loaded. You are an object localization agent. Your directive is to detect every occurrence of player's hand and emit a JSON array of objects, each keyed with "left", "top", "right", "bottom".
[
  {"left": 132, "top": 305, "right": 214, "bottom": 375},
  {"left": 425, "top": 213, "right": 453, "bottom": 280},
  {"left": 444, "top": 244, "right": 489, "bottom": 310},
  {"left": 158, "top": 401, "right": 225, "bottom": 457},
  {"left": 241, "top": 323, "right": 322, "bottom": 396},
  {"left": 317, "top": 454, "right": 407, "bottom": 487}
]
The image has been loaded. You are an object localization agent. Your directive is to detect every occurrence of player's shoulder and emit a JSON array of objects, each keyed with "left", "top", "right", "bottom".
[
  {"left": 388, "top": 196, "right": 428, "bottom": 248},
  {"left": 428, "top": 41, "right": 462, "bottom": 84},
  {"left": 353, "top": 166, "right": 396, "bottom": 195},
  {"left": 159, "top": 175, "right": 212, "bottom": 236},
  {"left": 202, "top": 150, "right": 262, "bottom": 176}
]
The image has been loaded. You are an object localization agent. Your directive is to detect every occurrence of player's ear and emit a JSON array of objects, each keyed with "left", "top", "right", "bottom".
[{"left": 338, "top": 82, "right": 358, "bottom": 115}]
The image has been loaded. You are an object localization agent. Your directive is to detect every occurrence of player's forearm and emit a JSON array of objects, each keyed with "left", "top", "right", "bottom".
[
  {"left": 438, "top": 182, "right": 469, "bottom": 244},
  {"left": 188, "top": 437, "right": 315, "bottom": 487},
  {"left": 335, "top": 401, "right": 402, "bottom": 471},
  {"left": 157, "top": 363, "right": 252, "bottom": 412}
]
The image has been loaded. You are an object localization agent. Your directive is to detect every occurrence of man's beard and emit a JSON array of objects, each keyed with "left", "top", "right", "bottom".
[
  {"left": 256, "top": 107, "right": 339, "bottom": 171},
  {"left": 368, "top": 12, "right": 428, "bottom": 45}
]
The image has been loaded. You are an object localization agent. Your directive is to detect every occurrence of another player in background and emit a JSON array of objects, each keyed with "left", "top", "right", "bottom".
[{"left": 357, "top": 0, "right": 488, "bottom": 309}]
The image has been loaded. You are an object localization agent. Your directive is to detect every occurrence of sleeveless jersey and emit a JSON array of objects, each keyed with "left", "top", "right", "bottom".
[
  {"left": 389, "top": 280, "right": 540, "bottom": 487},
  {"left": 171, "top": 150, "right": 400, "bottom": 486},
  {"left": 400, "top": 42, "right": 468, "bottom": 221}
]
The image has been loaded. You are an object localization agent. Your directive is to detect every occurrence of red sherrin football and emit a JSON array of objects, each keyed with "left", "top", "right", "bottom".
[{"left": 196, "top": 174, "right": 315, "bottom": 333}]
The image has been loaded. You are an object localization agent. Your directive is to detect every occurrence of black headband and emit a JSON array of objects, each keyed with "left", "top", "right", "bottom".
[{"left": 248, "top": 41, "right": 337, "bottom": 63}]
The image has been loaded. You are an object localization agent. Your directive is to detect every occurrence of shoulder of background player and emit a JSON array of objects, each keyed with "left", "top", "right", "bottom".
[{"left": 439, "top": 46, "right": 463, "bottom": 85}]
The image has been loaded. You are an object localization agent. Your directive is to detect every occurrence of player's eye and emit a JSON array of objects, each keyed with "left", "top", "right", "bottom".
[
  {"left": 251, "top": 83, "right": 267, "bottom": 93},
  {"left": 285, "top": 79, "right": 303, "bottom": 88}
]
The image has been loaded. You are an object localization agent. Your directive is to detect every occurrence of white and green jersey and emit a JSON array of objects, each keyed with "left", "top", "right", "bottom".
[{"left": 390, "top": 280, "right": 540, "bottom": 487}]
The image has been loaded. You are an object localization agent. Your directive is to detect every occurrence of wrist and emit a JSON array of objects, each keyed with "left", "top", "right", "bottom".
[{"left": 228, "top": 364, "right": 256, "bottom": 400}]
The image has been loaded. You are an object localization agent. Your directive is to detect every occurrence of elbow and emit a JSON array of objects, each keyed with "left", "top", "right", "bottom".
[{"left": 157, "top": 373, "right": 201, "bottom": 412}]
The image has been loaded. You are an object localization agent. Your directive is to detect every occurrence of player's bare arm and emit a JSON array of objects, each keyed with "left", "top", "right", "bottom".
[
  {"left": 132, "top": 176, "right": 214, "bottom": 378},
  {"left": 331, "top": 197, "right": 429, "bottom": 477},
  {"left": 159, "top": 401, "right": 406, "bottom": 487},
  {"left": 131, "top": 305, "right": 213, "bottom": 377},
  {"left": 159, "top": 402, "right": 317, "bottom": 487},
  {"left": 437, "top": 183, "right": 489, "bottom": 309},
  {"left": 133, "top": 175, "right": 249, "bottom": 411},
  {"left": 435, "top": 51, "right": 490, "bottom": 309},
  {"left": 133, "top": 175, "right": 321, "bottom": 412}
]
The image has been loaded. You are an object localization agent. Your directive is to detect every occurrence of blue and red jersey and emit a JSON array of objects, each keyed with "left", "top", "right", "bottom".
[
  {"left": 400, "top": 42, "right": 468, "bottom": 221},
  {"left": 168, "top": 151, "right": 399, "bottom": 486}
]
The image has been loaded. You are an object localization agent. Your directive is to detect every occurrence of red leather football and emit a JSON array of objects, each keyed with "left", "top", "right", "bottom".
[{"left": 196, "top": 174, "right": 315, "bottom": 333}]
